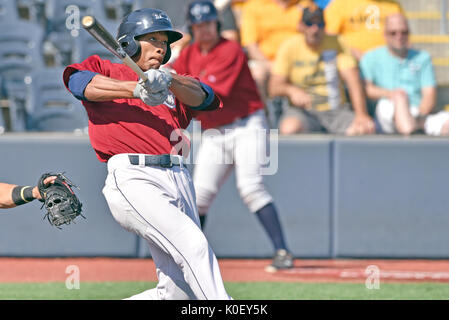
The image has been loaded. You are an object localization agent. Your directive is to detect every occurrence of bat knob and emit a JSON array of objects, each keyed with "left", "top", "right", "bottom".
[{"left": 82, "top": 16, "right": 95, "bottom": 28}]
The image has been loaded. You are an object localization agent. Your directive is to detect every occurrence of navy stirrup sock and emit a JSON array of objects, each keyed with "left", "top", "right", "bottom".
[{"left": 255, "top": 203, "right": 288, "bottom": 251}]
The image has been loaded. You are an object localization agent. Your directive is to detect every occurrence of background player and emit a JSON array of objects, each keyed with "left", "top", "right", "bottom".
[
  {"left": 63, "top": 8, "right": 231, "bottom": 300},
  {"left": 172, "top": 0, "right": 294, "bottom": 272},
  {"left": 0, "top": 176, "right": 56, "bottom": 209}
]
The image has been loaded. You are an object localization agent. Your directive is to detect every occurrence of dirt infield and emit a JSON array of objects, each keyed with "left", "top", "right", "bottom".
[{"left": 1, "top": 258, "right": 449, "bottom": 283}]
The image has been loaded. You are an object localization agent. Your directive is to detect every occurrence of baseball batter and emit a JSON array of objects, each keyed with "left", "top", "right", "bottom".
[
  {"left": 172, "top": 1, "right": 293, "bottom": 272},
  {"left": 63, "top": 8, "right": 231, "bottom": 300}
]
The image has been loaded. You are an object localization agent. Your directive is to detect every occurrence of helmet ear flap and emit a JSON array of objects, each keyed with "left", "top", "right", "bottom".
[
  {"left": 163, "top": 45, "right": 171, "bottom": 64},
  {"left": 119, "top": 34, "right": 141, "bottom": 58}
]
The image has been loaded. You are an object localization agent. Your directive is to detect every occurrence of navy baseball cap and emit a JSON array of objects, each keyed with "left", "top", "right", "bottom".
[{"left": 187, "top": 1, "right": 219, "bottom": 25}]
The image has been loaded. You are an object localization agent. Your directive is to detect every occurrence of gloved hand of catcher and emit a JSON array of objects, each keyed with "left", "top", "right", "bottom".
[
  {"left": 38, "top": 173, "right": 84, "bottom": 228},
  {"left": 133, "top": 69, "right": 173, "bottom": 106}
]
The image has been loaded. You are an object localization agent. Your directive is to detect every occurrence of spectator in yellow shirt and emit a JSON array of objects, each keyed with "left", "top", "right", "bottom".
[
  {"left": 240, "top": 0, "right": 307, "bottom": 97},
  {"left": 269, "top": 6, "right": 375, "bottom": 135},
  {"left": 324, "top": 0, "right": 403, "bottom": 60}
]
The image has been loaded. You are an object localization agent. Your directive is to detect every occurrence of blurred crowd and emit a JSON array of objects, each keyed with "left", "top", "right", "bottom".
[{"left": 0, "top": 0, "right": 448, "bottom": 136}]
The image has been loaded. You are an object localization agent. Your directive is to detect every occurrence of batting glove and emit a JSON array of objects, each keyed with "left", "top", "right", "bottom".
[
  {"left": 142, "top": 69, "right": 173, "bottom": 93},
  {"left": 134, "top": 84, "right": 169, "bottom": 106}
]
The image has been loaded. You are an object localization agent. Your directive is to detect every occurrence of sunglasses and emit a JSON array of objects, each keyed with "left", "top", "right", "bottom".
[
  {"left": 387, "top": 30, "right": 409, "bottom": 36},
  {"left": 304, "top": 21, "right": 325, "bottom": 28}
]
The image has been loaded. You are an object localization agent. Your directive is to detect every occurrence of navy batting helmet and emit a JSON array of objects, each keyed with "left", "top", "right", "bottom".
[
  {"left": 187, "top": 1, "right": 219, "bottom": 25},
  {"left": 116, "top": 8, "right": 183, "bottom": 64}
]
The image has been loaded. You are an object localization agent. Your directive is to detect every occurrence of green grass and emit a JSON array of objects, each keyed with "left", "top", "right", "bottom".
[{"left": 0, "top": 282, "right": 449, "bottom": 300}]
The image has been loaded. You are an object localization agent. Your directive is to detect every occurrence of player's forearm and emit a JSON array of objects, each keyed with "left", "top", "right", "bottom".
[
  {"left": 0, "top": 183, "right": 40, "bottom": 209},
  {"left": 0, "top": 183, "right": 16, "bottom": 208},
  {"left": 84, "top": 74, "right": 137, "bottom": 101},
  {"left": 169, "top": 73, "right": 206, "bottom": 107}
]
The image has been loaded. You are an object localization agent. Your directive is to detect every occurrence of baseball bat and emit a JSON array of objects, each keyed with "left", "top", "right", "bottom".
[{"left": 81, "top": 15, "right": 148, "bottom": 81}]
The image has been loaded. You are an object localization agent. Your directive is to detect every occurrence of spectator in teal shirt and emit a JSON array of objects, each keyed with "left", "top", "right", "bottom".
[{"left": 360, "top": 13, "right": 449, "bottom": 136}]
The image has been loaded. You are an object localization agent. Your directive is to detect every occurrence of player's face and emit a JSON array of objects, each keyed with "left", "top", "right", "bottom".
[
  {"left": 302, "top": 19, "right": 325, "bottom": 47},
  {"left": 135, "top": 32, "right": 169, "bottom": 70},
  {"left": 385, "top": 16, "right": 409, "bottom": 57},
  {"left": 191, "top": 20, "right": 219, "bottom": 44}
]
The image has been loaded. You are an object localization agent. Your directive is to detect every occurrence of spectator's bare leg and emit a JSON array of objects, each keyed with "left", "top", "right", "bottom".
[
  {"left": 279, "top": 117, "right": 304, "bottom": 135},
  {"left": 393, "top": 91, "right": 415, "bottom": 135}
]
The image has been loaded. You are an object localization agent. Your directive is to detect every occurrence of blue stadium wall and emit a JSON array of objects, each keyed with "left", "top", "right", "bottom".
[{"left": 0, "top": 134, "right": 448, "bottom": 258}]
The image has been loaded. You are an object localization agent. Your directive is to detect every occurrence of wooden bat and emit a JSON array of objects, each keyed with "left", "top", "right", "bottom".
[{"left": 81, "top": 15, "right": 148, "bottom": 81}]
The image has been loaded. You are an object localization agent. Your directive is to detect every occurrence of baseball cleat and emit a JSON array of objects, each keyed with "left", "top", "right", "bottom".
[{"left": 265, "top": 249, "right": 294, "bottom": 273}]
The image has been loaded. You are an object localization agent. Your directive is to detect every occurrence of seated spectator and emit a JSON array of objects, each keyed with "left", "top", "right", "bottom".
[
  {"left": 324, "top": 0, "right": 403, "bottom": 61},
  {"left": 269, "top": 6, "right": 375, "bottom": 135},
  {"left": 240, "top": 0, "right": 308, "bottom": 99},
  {"left": 360, "top": 13, "right": 449, "bottom": 136}
]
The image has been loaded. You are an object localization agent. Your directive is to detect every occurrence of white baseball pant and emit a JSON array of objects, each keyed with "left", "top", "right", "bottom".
[
  {"left": 102, "top": 153, "right": 231, "bottom": 300},
  {"left": 194, "top": 109, "right": 273, "bottom": 215}
]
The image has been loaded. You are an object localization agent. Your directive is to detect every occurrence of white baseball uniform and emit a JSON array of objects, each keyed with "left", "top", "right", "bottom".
[{"left": 103, "top": 154, "right": 230, "bottom": 300}]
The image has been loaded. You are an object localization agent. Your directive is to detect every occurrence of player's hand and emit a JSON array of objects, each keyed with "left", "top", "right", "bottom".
[
  {"left": 32, "top": 176, "right": 57, "bottom": 200},
  {"left": 142, "top": 69, "right": 173, "bottom": 93},
  {"left": 346, "top": 113, "right": 376, "bottom": 136},
  {"left": 287, "top": 87, "right": 313, "bottom": 109},
  {"left": 136, "top": 85, "right": 169, "bottom": 106}
]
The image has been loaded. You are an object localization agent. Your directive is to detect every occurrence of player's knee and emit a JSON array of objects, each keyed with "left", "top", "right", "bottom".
[
  {"left": 237, "top": 183, "right": 272, "bottom": 213},
  {"left": 279, "top": 118, "right": 303, "bottom": 135},
  {"left": 188, "top": 232, "right": 210, "bottom": 258},
  {"left": 194, "top": 186, "right": 217, "bottom": 215}
]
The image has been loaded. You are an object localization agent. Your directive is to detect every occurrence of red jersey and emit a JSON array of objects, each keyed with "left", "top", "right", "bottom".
[
  {"left": 63, "top": 55, "right": 221, "bottom": 162},
  {"left": 171, "top": 38, "right": 264, "bottom": 129}
]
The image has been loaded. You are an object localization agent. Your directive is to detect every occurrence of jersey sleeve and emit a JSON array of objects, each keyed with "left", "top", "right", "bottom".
[
  {"left": 336, "top": 39, "right": 357, "bottom": 71},
  {"left": 272, "top": 38, "right": 294, "bottom": 78},
  {"left": 419, "top": 52, "right": 436, "bottom": 88},
  {"left": 240, "top": 1, "right": 259, "bottom": 47},
  {"left": 63, "top": 55, "right": 112, "bottom": 91},
  {"left": 359, "top": 50, "right": 376, "bottom": 82}
]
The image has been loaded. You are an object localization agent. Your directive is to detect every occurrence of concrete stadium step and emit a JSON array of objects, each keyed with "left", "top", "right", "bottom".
[{"left": 398, "top": 0, "right": 445, "bottom": 12}]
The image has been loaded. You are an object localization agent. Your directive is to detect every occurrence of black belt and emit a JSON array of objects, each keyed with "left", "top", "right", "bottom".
[{"left": 128, "top": 154, "right": 181, "bottom": 168}]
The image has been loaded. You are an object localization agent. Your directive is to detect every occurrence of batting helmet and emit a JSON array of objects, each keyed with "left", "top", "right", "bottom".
[{"left": 116, "top": 8, "right": 183, "bottom": 64}]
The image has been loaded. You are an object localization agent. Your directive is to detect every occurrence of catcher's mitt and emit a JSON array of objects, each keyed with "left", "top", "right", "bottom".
[{"left": 38, "top": 173, "right": 84, "bottom": 228}]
